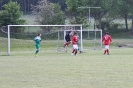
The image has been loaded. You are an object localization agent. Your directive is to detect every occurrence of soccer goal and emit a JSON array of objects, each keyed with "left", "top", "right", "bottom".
[
  {"left": 82, "top": 30, "right": 102, "bottom": 51},
  {"left": 6, "top": 24, "right": 83, "bottom": 55}
]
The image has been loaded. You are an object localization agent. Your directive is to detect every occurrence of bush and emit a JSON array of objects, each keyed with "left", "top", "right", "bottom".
[{"left": 109, "top": 22, "right": 120, "bottom": 30}]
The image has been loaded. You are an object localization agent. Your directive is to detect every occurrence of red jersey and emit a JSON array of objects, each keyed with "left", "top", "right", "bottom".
[
  {"left": 72, "top": 35, "right": 78, "bottom": 45},
  {"left": 102, "top": 34, "right": 112, "bottom": 45}
]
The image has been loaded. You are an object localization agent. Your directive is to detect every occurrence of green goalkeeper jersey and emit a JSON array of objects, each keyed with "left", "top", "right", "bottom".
[
  {"left": 34, "top": 36, "right": 41, "bottom": 45},
  {"left": 77, "top": 35, "right": 80, "bottom": 45}
]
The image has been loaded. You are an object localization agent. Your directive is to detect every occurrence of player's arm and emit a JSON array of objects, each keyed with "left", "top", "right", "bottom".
[{"left": 69, "top": 31, "right": 73, "bottom": 36}]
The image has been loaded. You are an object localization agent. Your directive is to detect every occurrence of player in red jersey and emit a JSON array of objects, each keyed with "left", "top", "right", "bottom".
[
  {"left": 71, "top": 32, "right": 78, "bottom": 55},
  {"left": 102, "top": 32, "right": 112, "bottom": 55}
]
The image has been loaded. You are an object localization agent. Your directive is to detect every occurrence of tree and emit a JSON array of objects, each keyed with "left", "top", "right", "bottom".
[
  {"left": 0, "top": 0, "right": 3, "bottom": 10},
  {"left": 48, "top": 0, "right": 66, "bottom": 11},
  {"left": 108, "top": 0, "right": 133, "bottom": 31},
  {"left": 31, "top": 0, "right": 66, "bottom": 26},
  {"left": 23, "top": 0, "right": 26, "bottom": 12},
  {"left": 0, "top": 0, "right": 9, "bottom": 10},
  {"left": 83, "top": 0, "right": 109, "bottom": 29},
  {"left": 66, "top": 0, "right": 88, "bottom": 28},
  {"left": 0, "top": 1, "right": 26, "bottom": 32},
  {"left": 66, "top": 0, "right": 109, "bottom": 29}
]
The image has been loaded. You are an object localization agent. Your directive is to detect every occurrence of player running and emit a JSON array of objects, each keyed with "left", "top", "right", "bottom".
[
  {"left": 71, "top": 32, "right": 78, "bottom": 56},
  {"left": 102, "top": 32, "right": 112, "bottom": 55},
  {"left": 34, "top": 33, "right": 41, "bottom": 57}
]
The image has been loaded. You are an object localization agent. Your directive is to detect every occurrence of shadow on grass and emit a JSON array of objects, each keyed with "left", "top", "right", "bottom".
[{"left": 0, "top": 54, "right": 10, "bottom": 56}]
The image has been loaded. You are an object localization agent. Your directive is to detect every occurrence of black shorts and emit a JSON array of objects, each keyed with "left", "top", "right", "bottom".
[
  {"left": 65, "top": 36, "right": 71, "bottom": 42},
  {"left": 65, "top": 33, "right": 71, "bottom": 42},
  {"left": 65, "top": 38, "right": 71, "bottom": 42}
]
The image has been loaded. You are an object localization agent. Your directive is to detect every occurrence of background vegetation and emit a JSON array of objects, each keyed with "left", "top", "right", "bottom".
[
  {"left": 0, "top": 0, "right": 133, "bottom": 31},
  {"left": 0, "top": 0, "right": 133, "bottom": 42}
]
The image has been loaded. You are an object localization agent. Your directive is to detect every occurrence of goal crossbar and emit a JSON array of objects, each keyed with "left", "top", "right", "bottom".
[{"left": 8, "top": 24, "right": 82, "bottom": 27}]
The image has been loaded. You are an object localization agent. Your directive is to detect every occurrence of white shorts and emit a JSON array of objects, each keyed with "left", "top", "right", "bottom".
[
  {"left": 105, "top": 45, "right": 109, "bottom": 49},
  {"left": 73, "top": 44, "right": 78, "bottom": 49}
]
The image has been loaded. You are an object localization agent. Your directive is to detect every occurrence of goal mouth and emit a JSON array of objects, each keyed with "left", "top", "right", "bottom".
[
  {"left": 82, "top": 30, "right": 102, "bottom": 50},
  {"left": 2, "top": 24, "right": 102, "bottom": 55},
  {"left": 6, "top": 24, "right": 83, "bottom": 55}
]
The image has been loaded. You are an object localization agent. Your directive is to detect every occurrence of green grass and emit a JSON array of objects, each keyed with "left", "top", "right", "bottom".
[
  {"left": 0, "top": 15, "right": 131, "bottom": 88},
  {"left": 0, "top": 48, "right": 133, "bottom": 88},
  {"left": 0, "top": 37, "right": 133, "bottom": 88}
]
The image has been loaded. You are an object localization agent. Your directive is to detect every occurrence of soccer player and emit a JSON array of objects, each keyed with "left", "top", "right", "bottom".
[
  {"left": 102, "top": 32, "right": 112, "bottom": 55},
  {"left": 64, "top": 28, "right": 73, "bottom": 51},
  {"left": 34, "top": 33, "right": 41, "bottom": 57},
  {"left": 71, "top": 32, "right": 78, "bottom": 56}
]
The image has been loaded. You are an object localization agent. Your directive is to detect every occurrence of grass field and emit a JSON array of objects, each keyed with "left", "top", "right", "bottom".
[
  {"left": 0, "top": 38, "right": 133, "bottom": 88},
  {"left": 0, "top": 15, "right": 133, "bottom": 87}
]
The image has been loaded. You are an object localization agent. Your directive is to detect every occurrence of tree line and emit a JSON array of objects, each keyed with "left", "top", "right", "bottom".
[
  {"left": 0, "top": 0, "right": 133, "bottom": 33},
  {"left": 0, "top": 0, "right": 66, "bottom": 12}
]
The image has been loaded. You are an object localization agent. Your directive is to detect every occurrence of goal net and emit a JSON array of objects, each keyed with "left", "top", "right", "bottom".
[
  {"left": 0, "top": 26, "right": 8, "bottom": 55},
  {"left": 0, "top": 25, "right": 102, "bottom": 56},
  {"left": 82, "top": 30, "right": 102, "bottom": 51},
  {"left": 6, "top": 25, "right": 83, "bottom": 55}
]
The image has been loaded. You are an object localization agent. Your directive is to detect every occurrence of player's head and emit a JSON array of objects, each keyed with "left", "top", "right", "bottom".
[
  {"left": 38, "top": 33, "right": 41, "bottom": 37},
  {"left": 106, "top": 32, "right": 109, "bottom": 35},
  {"left": 73, "top": 31, "right": 77, "bottom": 35},
  {"left": 70, "top": 28, "right": 73, "bottom": 31}
]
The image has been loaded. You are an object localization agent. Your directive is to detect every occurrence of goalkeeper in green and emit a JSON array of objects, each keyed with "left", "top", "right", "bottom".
[{"left": 34, "top": 33, "right": 41, "bottom": 56}]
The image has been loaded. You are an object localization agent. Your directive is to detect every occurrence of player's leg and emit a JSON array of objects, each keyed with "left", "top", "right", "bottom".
[
  {"left": 78, "top": 42, "right": 81, "bottom": 53},
  {"left": 74, "top": 49, "right": 78, "bottom": 55},
  {"left": 74, "top": 45, "right": 78, "bottom": 55},
  {"left": 71, "top": 49, "right": 75, "bottom": 55},
  {"left": 106, "top": 45, "right": 110, "bottom": 55},
  {"left": 35, "top": 44, "right": 40, "bottom": 56},
  {"left": 71, "top": 45, "right": 75, "bottom": 55},
  {"left": 64, "top": 38, "right": 71, "bottom": 52},
  {"left": 72, "top": 45, "right": 78, "bottom": 55},
  {"left": 104, "top": 45, "right": 107, "bottom": 55},
  {"left": 64, "top": 37, "right": 68, "bottom": 47},
  {"left": 64, "top": 42, "right": 71, "bottom": 47},
  {"left": 104, "top": 50, "right": 106, "bottom": 55},
  {"left": 64, "top": 38, "right": 71, "bottom": 47},
  {"left": 104, "top": 45, "right": 109, "bottom": 55}
]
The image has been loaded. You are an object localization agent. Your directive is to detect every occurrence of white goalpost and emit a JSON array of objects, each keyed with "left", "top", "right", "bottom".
[
  {"left": 7, "top": 24, "right": 83, "bottom": 55},
  {"left": 3, "top": 25, "right": 103, "bottom": 55}
]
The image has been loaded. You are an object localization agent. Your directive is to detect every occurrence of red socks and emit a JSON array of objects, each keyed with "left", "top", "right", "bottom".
[
  {"left": 72, "top": 49, "right": 77, "bottom": 55},
  {"left": 104, "top": 49, "right": 109, "bottom": 55},
  {"left": 104, "top": 50, "right": 106, "bottom": 54},
  {"left": 64, "top": 42, "right": 71, "bottom": 47},
  {"left": 107, "top": 49, "right": 109, "bottom": 54}
]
